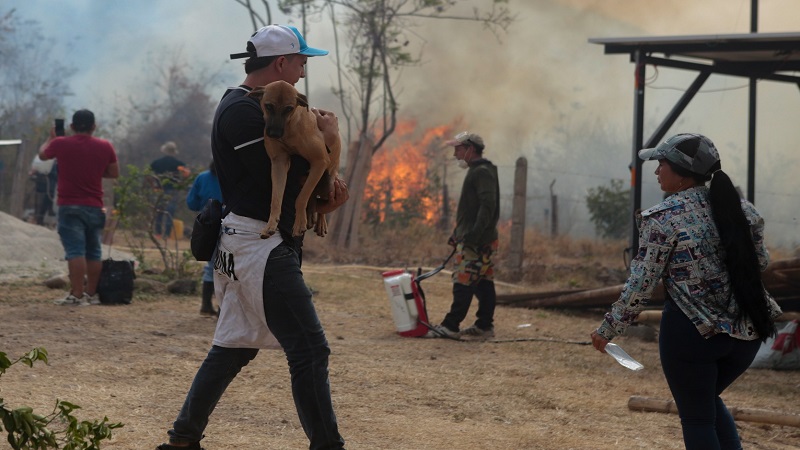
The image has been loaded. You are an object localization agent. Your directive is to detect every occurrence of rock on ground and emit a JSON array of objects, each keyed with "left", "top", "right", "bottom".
[{"left": 0, "top": 211, "right": 137, "bottom": 281}]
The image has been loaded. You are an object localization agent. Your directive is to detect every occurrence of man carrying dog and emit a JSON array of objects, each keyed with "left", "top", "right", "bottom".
[
  {"left": 425, "top": 132, "right": 500, "bottom": 340},
  {"left": 157, "top": 25, "right": 348, "bottom": 450},
  {"left": 39, "top": 109, "right": 119, "bottom": 306}
]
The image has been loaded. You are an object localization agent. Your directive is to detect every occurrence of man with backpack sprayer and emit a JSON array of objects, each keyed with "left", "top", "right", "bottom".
[{"left": 425, "top": 131, "right": 500, "bottom": 340}]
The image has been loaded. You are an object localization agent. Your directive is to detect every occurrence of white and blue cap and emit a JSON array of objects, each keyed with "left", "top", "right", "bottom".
[
  {"left": 230, "top": 24, "right": 328, "bottom": 59},
  {"left": 638, "top": 133, "right": 720, "bottom": 176}
]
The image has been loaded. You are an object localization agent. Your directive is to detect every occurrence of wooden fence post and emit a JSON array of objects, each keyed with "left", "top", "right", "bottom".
[{"left": 507, "top": 157, "right": 527, "bottom": 281}]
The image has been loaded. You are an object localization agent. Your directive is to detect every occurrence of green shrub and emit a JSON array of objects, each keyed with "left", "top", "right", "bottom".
[{"left": 0, "top": 348, "right": 123, "bottom": 449}]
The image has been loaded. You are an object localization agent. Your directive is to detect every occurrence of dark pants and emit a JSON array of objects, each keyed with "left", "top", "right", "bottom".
[
  {"left": 659, "top": 301, "right": 761, "bottom": 450},
  {"left": 154, "top": 192, "right": 178, "bottom": 237},
  {"left": 168, "top": 243, "right": 345, "bottom": 449},
  {"left": 34, "top": 191, "right": 54, "bottom": 225},
  {"left": 441, "top": 279, "right": 496, "bottom": 332}
]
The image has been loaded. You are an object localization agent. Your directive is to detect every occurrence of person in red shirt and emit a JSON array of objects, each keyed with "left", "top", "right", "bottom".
[{"left": 39, "top": 109, "right": 119, "bottom": 306}]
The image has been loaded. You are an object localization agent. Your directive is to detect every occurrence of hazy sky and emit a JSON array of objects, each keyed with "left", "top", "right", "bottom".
[{"left": 10, "top": 0, "right": 800, "bottom": 247}]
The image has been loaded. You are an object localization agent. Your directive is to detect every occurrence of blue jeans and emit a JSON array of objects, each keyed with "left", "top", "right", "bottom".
[
  {"left": 659, "top": 300, "right": 761, "bottom": 450},
  {"left": 154, "top": 193, "right": 178, "bottom": 237},
  {"left": 57, "top": 205, "right": 106, "bottom": 260},
  {"left": 202, "top": 260, "right": 214, "bottom": 283},
  {"left": 169, "top": 243, "right": 344, "bottom": 449}
]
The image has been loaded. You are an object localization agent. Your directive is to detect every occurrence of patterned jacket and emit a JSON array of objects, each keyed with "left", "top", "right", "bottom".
[{"left": 597, "top": 186, "right": 782, "bottom": 341}]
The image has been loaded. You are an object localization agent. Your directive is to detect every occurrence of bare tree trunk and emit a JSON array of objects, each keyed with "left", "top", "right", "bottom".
[
  {"left": 10, "top": 142, "right": 31, "bottom": 219},
  {"left": 331, "top": 136, "right": 373, "bottom": 249}
]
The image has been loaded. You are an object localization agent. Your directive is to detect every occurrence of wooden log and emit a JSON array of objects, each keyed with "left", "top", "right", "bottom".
[
  {"left": 635, "top": 310, "right": 800, "bottom": 325},
  {"left": 496, "top": 289, "right": 588, "bottom": 305},
  {"left": 500, "top": 257, "right": 800, "bottom": 310},
  {"left": 502, "top": 284, "right": 666, "bottom": 309},
  {"left": 628, "top": 396, "right": 800, "bottom": 428}
]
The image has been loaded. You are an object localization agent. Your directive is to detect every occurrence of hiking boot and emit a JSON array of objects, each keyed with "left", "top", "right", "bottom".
[
  {"left": 423, "top": 324, "right": 460, "bottom": 339},
  {"left": 84, "top": 293, "right": 101, "bottom": 305},
  {"left": 54, "top": 293, "right": 90, "bottom": 306},
  {"left": 156, "top": 443, "right": 204, "bottom": 450},
  {"left": 460, "top": 325, "right": 495, "bottom": 339}
]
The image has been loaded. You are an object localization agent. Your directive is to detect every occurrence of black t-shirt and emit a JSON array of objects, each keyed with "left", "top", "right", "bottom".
[
  {"left": 150, "top": 155, "right": 185, "bottom": 174},
  {"left": 150, "top": 155, "right": 186, "bottom": 192},
  {"left": 211, "top": 85, "right": 310, "bottom": 246}
]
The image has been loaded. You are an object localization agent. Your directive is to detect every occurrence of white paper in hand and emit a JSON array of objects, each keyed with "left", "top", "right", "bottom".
[{"left": 605, "top": 343, "right": 644, "bottom": 371}]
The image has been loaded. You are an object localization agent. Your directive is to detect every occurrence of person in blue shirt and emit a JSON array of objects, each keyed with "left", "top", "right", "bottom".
[{"left": 186, "top": 160, "right": 223, "bottom": 316}]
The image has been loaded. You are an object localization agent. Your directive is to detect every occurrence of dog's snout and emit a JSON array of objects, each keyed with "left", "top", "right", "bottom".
[{"left": 266, "top": 125, "right": 285, "bottom": 139}]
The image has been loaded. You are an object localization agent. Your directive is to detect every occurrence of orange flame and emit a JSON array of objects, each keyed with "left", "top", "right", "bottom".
[{"left": 365, "top": 122, "right": 453, "bottom": 225}]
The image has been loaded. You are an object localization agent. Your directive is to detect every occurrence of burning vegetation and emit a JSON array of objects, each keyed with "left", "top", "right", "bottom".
[{"left": 363, "top": 121, "right": 455, "bottom": 228}]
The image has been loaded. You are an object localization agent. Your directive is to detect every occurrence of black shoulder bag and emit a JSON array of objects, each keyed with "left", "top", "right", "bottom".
[
  {"left": 190, "top": 198, "right": 225, "bottom": 261},
  {"left": 190, "top": 176, "right": 249, "bottom": 261}
]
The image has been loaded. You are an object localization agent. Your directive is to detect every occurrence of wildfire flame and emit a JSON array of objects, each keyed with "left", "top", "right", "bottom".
[{"left": 365, "top": 121, "right": 453, "bottom": 225}]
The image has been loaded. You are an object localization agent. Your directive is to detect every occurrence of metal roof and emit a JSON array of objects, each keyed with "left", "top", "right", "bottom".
[{"left": 590, "top": 32, "right": 800, "bottom": 81}]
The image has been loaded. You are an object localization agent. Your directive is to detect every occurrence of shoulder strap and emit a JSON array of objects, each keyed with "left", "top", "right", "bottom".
[{"left": 216, "top": 85, "right": 256, "bottom": 220}]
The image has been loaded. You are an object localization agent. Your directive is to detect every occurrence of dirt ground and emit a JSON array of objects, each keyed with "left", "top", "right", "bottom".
[{"left": 2, "top": 259, "right": 800, "bottom": 450}]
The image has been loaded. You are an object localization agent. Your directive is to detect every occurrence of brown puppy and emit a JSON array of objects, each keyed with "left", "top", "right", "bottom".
[{"left": 249, "top": 80, "right": 341, "bottom": 238}]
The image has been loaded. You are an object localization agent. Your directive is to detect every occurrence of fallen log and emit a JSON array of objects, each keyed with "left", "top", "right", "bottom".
[
  {"left": 635, "top": 310, "right": 800, "bottom": 326},
  {"left": 501, "top": 257, "right": 800, "bottom": 310},
  {"left": 628, "top": 395, "right": 800, "bottom": 428},
  {"left": 496, "top": 289, "right": 587, "bottom": 305},
  {"left": 497, "top": 284, "right": 665, "bottom": 309}
]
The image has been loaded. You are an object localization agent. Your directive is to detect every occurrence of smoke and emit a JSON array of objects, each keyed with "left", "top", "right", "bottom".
[
  {"left": 12, "top": 0, "right": 799, "bottom": 247},
  {"left": 384, "top": 0, "right": 800, "bottom": 247}
]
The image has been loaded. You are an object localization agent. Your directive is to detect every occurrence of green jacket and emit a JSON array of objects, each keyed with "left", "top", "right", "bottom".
[{"left": 454, "top": 159, "right": 499, "bottom": 250}]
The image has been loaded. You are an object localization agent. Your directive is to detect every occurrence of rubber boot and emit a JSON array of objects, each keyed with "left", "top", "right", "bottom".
[{"left": 200, "top": 281, "right": 217, "bottom": 316}]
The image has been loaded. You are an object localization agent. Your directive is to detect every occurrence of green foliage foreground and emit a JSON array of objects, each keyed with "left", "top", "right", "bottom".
[{"left": 0, "top": 348, "right": 123, "bottom": 450}]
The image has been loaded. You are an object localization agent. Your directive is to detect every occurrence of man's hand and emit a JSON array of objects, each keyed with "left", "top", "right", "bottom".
[
  {"left": 38, "top": 127, "right": 58, "bottom": 161},
  {"left": 312, "top": 108, "right": 340, "bottom": 149},
  {"left": 447, "top": 235, "right": 458, "bottom": 247},
  {"left": 316, "top": 176, "right": 349, "bottom": 214}
]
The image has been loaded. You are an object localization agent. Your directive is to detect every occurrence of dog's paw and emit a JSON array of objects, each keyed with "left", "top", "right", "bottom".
[
  {"left": 292, "top": 217, "right": 309, "bottom": 237},
  {"left": 259, "top": 225, "right": 278, "bottom": 239},
  {"left": 291, "top": 226, "right": 307, "bottom": 237},
  {"left": 314, "top": 215, "right": 328, "bottom": 237}
]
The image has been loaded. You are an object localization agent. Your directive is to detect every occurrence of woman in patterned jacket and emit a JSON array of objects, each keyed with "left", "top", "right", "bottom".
[{"left": 590, "top": 133, "right": 782, "bottom": 450}]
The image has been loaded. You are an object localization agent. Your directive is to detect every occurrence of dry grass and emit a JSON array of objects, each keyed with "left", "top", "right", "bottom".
[
  {"left": 307, "top": 222, "right": 631, "bottom": 290},
  {"left": 1, "top": 228, "right": 799, "bottom": 449}
]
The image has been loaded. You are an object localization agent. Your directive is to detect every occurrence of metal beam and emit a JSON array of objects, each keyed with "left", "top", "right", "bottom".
[
  {"left": 640, "top": 55, "right": 800, "bottom": 84},
  {"left": 645, "top": 70, "right": 711, "bottom": 149}
]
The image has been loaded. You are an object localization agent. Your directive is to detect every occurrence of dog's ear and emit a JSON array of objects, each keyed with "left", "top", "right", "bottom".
[
  {"left": 248, "top": 87, "right": 265, "bottom": 102},
  {"left": 296, "top": 93, "right": 309, "bottom": 109}
]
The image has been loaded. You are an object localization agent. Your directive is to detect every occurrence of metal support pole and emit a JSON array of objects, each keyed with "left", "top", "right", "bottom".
[
  {"left": 747, "top": 0, "right": 758, "bottom": 202},
  {"left": 629, "top": 51, "right": 646, "bottom": 259},
  {"left": 747, "top": 80, "right": 757, "bottom": 203}
]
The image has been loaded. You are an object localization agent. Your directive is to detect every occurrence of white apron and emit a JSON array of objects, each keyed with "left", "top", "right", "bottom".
[{"left": 212, "top": 212, "right": 282, "bottom": 349}]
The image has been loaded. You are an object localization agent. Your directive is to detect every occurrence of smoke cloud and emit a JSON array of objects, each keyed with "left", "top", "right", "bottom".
[{"left": 11, "top": 0, "right": 800, "bottom": 247}]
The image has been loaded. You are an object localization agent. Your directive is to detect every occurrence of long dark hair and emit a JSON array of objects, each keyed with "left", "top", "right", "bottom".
[{"left": 669, "top": 138, "right": 775, "bottom": 341}]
